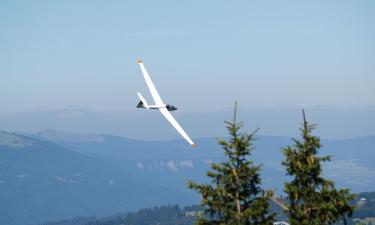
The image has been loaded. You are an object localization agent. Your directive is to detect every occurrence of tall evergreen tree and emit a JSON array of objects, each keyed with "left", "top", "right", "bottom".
[
  {"left": 282, "top": 110, "right": 355, "bottom": 225},
  {"left": 188, "top": 103, "right": 275, "bottom": 225}
]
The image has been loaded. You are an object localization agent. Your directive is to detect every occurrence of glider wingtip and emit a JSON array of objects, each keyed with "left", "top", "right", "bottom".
[
  {"left": 191, "top": 144, "right": 197, "bottom": 148},
  {"left": 137, "top": 59, "right": 143, "bottom": 64}
]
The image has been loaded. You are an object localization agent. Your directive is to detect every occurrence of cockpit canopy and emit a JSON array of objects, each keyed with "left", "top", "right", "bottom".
[{"left": 166, "top": 104, "right": 177, "bottom": 111}]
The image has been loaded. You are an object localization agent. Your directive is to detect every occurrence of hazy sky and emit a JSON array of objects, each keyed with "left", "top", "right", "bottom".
[{"left": 1, "top": 0, "right": 374, "bottom": 114}]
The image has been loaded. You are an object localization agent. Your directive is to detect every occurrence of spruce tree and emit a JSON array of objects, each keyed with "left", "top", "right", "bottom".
[
  {"left": 282, "top": 110, "right": 355, "bottom": 225},
  {"left": 188, "top": 103, "right": 275, "bottom": 225}
]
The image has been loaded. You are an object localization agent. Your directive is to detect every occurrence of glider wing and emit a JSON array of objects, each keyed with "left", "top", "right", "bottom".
[
  {"left": 159, "top": 108, "right": 196, "bottom": 147},
  {"left": 138, "top": 60, "right": 164, "bottom": 105}
]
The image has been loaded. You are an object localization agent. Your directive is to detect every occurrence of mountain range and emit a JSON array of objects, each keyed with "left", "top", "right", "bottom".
[
  {"left": 1, "top": 129, "right": 374, "bottom": 225},
  {"left": 1, "top": 105, "right": 375, "bottom": 140},
  {"left": 32, "top": 129, "right": 375, "bottom": 192},
  {"left": 0, "top": 131, "right": 193, "bottom": 225}
]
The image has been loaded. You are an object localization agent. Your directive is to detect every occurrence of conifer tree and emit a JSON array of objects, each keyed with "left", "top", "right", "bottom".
[
  {"left": 188, "top": 103, "right": 275, "bottom": 225},
  {"left": 282, "top": 110, "right": 355, "bottom": 225}
]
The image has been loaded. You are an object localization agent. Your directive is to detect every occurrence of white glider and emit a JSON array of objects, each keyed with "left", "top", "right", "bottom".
[{"left": 136, "top": 59, "right": 197, "bottom": 148}]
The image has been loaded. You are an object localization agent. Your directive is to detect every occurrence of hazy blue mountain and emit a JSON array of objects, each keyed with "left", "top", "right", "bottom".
[
  {"left": 0, "top": 131, "right": 194, "bottom": 225},
  {"left": 1, "top": 105, "right": 374, "bottom": 140},
  {"left": 33, "top": 130, "right": 375, "bottom": 194},
  {"left": 2, "top": 128, "right": 374, "bottom": 225}
]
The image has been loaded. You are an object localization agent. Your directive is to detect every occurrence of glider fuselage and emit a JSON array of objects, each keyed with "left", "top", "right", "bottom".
[{"left": 137, "top": 102, "right": 177, "bottom": 111}]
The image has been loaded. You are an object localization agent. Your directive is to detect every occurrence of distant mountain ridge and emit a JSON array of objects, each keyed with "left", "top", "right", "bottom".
[
  {"left": 0, "top": 131, "right": 33, "bottom": 148},
  {"left": 36, "top": 129, "right": 105, "bottom": 143},
  {"left": 0, "top": 131, "right": 194, "bottom": 225},
  {"left": 1, "top": 105, "right": 374, "bottom": 140},
  {"left": 2, "top": 129, "right": 375, "bottom": 225},
  {"left": 31, "top": 129, "right": 375, "bottom": 193}
]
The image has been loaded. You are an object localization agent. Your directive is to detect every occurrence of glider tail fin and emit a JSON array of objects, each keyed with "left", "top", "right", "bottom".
[{"left": 137, "top": 92, "right": 149, "bottom": 109}]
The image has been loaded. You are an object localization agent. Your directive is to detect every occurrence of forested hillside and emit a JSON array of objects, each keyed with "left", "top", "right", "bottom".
[
  {"left": 354, "top": 192, "right": 375, "bottom": 218},
  {"left": 42, "top": 205, "right": 194, "bottom": 225},
  {"left": 41, "top": 192, "right": 375, "bottom": 225}
]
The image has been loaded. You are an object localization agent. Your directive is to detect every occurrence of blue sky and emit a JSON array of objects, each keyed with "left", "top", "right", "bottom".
[{"left": 1, "top": 0, "right": 374, "bottom": 114}]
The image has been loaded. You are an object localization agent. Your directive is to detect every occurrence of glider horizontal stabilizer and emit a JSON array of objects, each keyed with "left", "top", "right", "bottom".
[{"left": 137, "top": 92, "right": 149, "bottom": 109}]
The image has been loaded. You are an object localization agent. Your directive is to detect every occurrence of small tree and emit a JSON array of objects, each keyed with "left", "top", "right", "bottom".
[
  {"left": 282, "top": 110, "right": 355, "bottom": 225},
  {"left": 188, "top": 103, "right": 275, "bottom": 225}
]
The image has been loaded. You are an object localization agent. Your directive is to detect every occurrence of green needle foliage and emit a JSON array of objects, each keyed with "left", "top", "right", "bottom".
[
  {"left": 188, "top": 103, "right": 275, "bottom": 225},
  {"left": 282, "top": 110, "right": 355, "bottom": 225}
]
